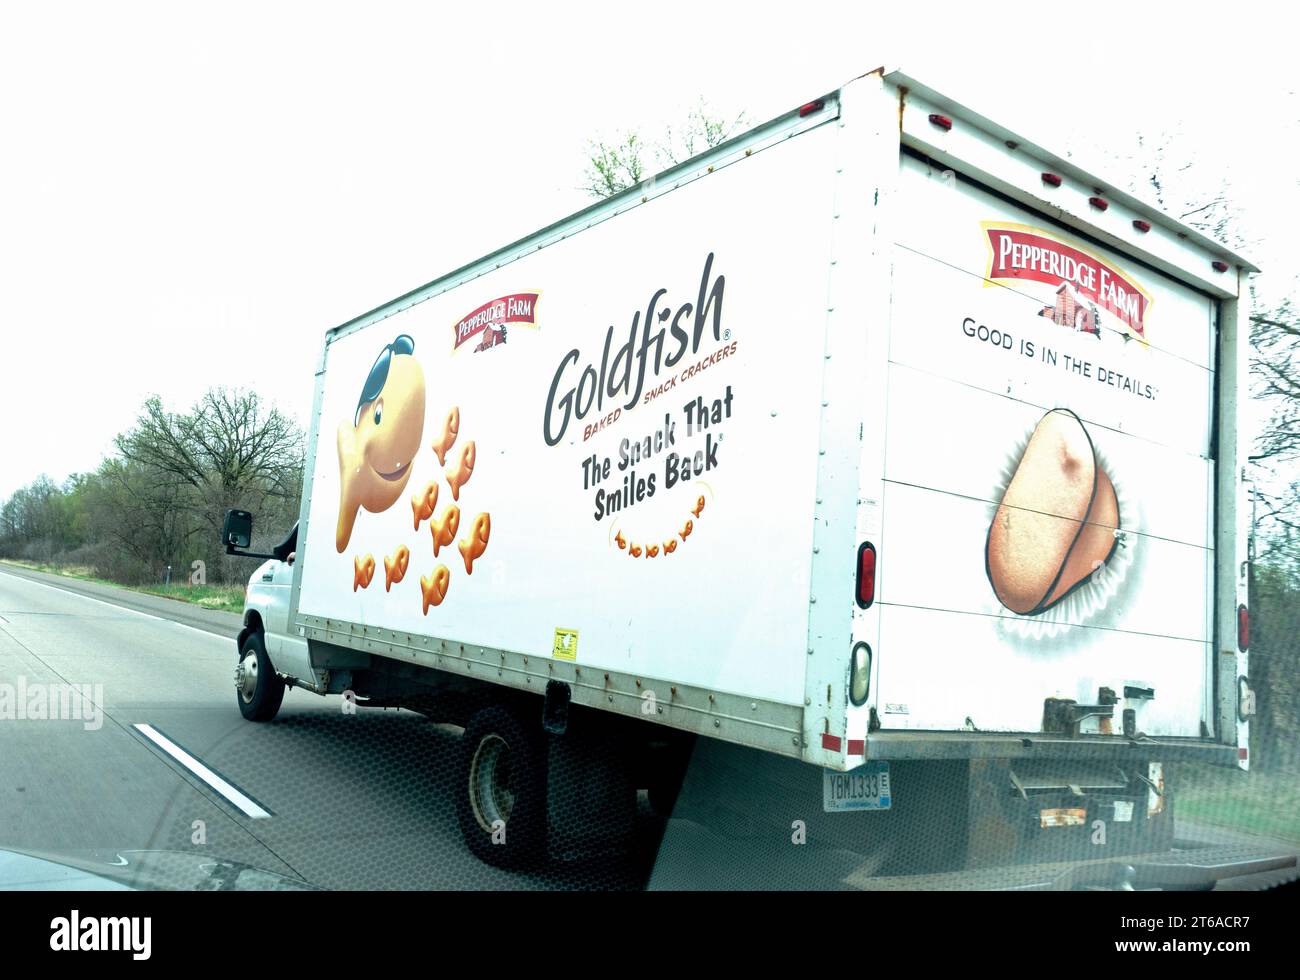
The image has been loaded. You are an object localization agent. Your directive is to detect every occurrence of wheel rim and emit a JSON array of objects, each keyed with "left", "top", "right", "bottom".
[
  {"left": 236, "top": 651, "right": 259, "bottom": 703},
  {"left": 468, "top": 733, "right": 514, "bottom": 834}
]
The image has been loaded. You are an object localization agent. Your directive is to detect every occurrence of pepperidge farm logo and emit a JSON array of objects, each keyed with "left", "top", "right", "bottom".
[
  {"left": 50, "top": 910, "right": 151, "bottom": 960},
  {"left": 453, "top": 291, "right": 540, "bottom": 354},
  {"left": 983, "top": 222, "right": 1152, "bottom": 342}
]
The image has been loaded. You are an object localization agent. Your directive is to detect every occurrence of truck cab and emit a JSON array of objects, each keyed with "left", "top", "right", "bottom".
[{"left": 225, "top": 514, "right": 311, "bottom": 720}]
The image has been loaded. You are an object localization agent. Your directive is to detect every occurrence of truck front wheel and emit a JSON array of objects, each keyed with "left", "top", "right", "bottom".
[
  {"left": 457, "top": 706, "right": 547, "bottom": 869},
  {"left": 236, "top": 633, "right": 285, "bottom": 722}
]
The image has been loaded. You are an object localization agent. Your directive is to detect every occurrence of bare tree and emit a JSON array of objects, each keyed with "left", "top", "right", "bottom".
[
  {"left": 1251, "top": 298, "right": 1300, "bottom": 464},
  {"left": 115, "top": 387, "right": 304, "bottom": 537},
  {"left": 582, "top": 100, "right": 749, "bottom": 199},
  {"left": 582, "top": 131, "right": 649, "bottom": 199},
  {"left": 657, "top": 99, "right": 749, "bottom": 168},
  {"left": 1132, "top": 135, "right": 1300, "bottom": 565},
  {"left": 80, "top": 458, "right": 200, "bottom": 581}
]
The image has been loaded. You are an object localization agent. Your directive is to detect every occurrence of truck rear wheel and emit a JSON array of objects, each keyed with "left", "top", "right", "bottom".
[
  {"left": 236, "top": 633, "right": 285, "bottom": 722},
  {"left": 457, "top": 706, "right": 548, "bottom": 869}
]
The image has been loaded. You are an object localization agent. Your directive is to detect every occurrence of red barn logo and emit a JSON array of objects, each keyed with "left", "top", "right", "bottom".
[
  {"left": 453, "top": 292, "right": 540, "bottom": 353},
  {"left": 982, "top": 223, "right": 1151, "bottom": 341}
]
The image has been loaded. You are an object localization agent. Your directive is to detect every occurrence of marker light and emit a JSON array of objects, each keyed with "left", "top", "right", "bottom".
[
  {"left": 1041, "top": 172, "right": 1062, "bottom": 187},
  {"left": 928, "top": 113, "right": 952, "bottom": 131},
  {"left": 856, "top": 542, "right": 876, "bottom": 609},
  {"left": 850, "top": 643, "right": 872, "bottom": 707},
  {"left": 1238, "top": 676, "right": 1254, "bottom": 722}
]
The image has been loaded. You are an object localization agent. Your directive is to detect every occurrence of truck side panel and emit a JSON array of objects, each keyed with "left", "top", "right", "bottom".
[{"left": 294, "top": 110, "right": 842, "bottom": 725}]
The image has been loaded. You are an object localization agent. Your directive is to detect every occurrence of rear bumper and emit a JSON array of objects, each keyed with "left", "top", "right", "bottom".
[{"left": 864, "top": 731, "right": 1240, "bottom": 766}]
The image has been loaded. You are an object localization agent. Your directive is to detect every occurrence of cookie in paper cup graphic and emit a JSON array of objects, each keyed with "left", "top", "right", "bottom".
[{"left": 985, "top": 407, "right": 1134, "bottom": 640}]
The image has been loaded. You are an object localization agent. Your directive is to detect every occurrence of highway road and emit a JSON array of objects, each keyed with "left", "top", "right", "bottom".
[
  {"left": 0, "top": 564, "right": 659, "bottom": 890},
  {"left": 1, "top": 563, "right": 1295, "bottom": 891}
]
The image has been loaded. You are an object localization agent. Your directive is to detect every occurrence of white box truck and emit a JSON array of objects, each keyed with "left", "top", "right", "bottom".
[{"left": 223, "top": 67, "right": 1257, "bottom": 871}]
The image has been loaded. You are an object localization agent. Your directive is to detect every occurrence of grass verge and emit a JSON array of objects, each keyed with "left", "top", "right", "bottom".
[
  {"left": 1173, "top": 761, "right": 1300, "bottom": 844},
  {"left": 0, "top": 559, "right": 245, "bottom": 614}
]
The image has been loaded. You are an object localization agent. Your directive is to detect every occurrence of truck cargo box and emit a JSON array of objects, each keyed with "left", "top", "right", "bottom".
[{"left": 284, "top": 69, "right": 1254, "bottom": 775}]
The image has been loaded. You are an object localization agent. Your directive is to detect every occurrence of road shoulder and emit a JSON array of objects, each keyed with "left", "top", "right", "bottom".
[{"left": 0, "top": 562, "right": 242, "bottom": 640}]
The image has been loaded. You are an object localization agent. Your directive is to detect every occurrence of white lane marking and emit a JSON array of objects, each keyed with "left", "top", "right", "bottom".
[
  {"left": 133, "top": 723, "right": 272, "bottom": 819},
  {"left": 0, "top": 567, "right": 232, "bottom": 644}
]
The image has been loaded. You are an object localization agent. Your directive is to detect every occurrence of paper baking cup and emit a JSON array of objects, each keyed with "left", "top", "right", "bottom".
[{"left": 986, "top": 420, "right": 1137, "bottom": 643}]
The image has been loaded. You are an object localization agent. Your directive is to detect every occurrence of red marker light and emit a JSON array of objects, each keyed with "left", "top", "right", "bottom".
[
  {"left": 798, "top": 99, "right": 824, "bottom": 118},
  {"left": 1041, "top": 172, "right": 1062, "bottom": 187},
  {"left": 1239, "top": 747, "right": 1249, "bottom": 761},
  {"left": 856, "top": 543, "right": 877, "bottom": 609},
  {"left": 1213, "top": 260, "right": 1230, "bottom": 273},
  {"left": 1238, "top": 604, "right": 1249, "bottom": 650},
  {"left": 928, "top": 113, "right": 952, "bottom": 131},
  {"left": 1133, "top": 219, "right": 1151, "bottom": 233},
  {"left": 1089, "top": 196, "right": 1109, "bottom": 211}
]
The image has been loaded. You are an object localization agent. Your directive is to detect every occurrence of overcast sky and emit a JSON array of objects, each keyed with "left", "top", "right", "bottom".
[{"left": 2, "top": 0, "right": 1296, "bottom": 500}]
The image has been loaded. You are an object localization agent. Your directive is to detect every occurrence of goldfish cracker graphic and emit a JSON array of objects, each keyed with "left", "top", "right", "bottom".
[
  {"left": 692, "top": 496, "right": 706, "bottom": 518},
  {"left": 629, "top": 544, "right": 642, "bottom": 558},
  {"left": 411, "top": 481, "right": 438, "bottom": 531},
  {"left": 458, "top": 513, "right": 491, "bottom": 575},
  {"left": 679, "top": 519, "right": 693, "bottom": 541},
  {"left": 663, "top": 539, "right": 677, "bottom": 554},
  {"left": 352, "top": 554, "right": 376, "bottom": 591},
  {"left": 383, "top": 545, "right": 411, "bottom": 592},
  {"left": 430, "top": 504, "right": 461, "bottom": 558},
  {"left": 420, "top": 565, "right": 451, "bottom": 614},
  {"left": 615, "top": 531, "right": 627, "bottom": 550},
  {"left": 336, "top": 335, "right": 426, "bottom": 552},
  {"left": 446, "top": 441, "right": 476, "bottom": 501},
  {"left": 646, "top": 545, "right": 659, "bottom": 558},
  {"left": 431, "top": 407, "right": 460, "bottom": 467}
]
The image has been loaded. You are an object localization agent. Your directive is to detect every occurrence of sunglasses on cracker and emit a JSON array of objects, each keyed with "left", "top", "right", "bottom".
[{"left": 354, "top": 334, "right": 415, "bottom": 426}]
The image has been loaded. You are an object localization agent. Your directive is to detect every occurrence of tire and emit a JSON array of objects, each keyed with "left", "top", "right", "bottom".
[
  {"left": 235, "top": 632, "right": 285, "bottom": 722},
  {"left": 457, "top": 705, "right": 548, "bottom": 869},
  {"left": 646, "top": 746, "right": 691, "bottom": 819}
]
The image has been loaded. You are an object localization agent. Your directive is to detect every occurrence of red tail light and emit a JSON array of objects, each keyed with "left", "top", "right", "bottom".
[
  {"left": 1238, "top": 604, "right": 1249, "bottom": 651},
  {"left": 1089, "top": 196, "right": 1109, "bottom": 211},
  {"left": 1041, "top": 172, "right": 1062, "bottom": 187},
  {"left": 928, "top": 113, "right": 952, "bottom": 131},
  {"left": 1213, "top": 260, "right": 1230, "bottom": 273},
  {"left": 1133, "top": 219, "right": 1151, "bottom": 233},
  {"left": 798, "top": 99, "right": 824, "bottom": 118},
  {"left": 856, "top": 543, "right": 876, "bottom": 609}
]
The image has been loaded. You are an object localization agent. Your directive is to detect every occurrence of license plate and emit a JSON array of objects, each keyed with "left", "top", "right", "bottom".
[{"left": 823, "top": 761, "right": 892, "bottom": 812}]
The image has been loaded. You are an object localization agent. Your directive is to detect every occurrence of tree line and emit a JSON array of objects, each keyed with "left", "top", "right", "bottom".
[{"left": 0, "top": 387, "right": 303, "bottom": 586}]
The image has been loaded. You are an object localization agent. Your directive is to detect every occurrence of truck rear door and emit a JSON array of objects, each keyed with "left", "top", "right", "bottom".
[{"left": 874, "top": 151, "right": 1218, "bottom": 739}]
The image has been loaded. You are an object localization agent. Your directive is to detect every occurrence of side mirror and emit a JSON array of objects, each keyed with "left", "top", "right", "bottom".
[{"left": 222, "top": 509, "right": 254, "bottom": 550}]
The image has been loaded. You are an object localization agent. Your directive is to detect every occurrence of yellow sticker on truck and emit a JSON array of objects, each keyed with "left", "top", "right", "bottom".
[{"left": 552, "top": 628, "right": 578, "bottom": 661}]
